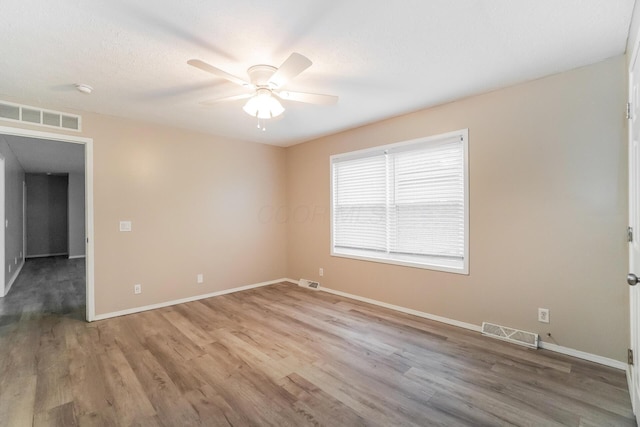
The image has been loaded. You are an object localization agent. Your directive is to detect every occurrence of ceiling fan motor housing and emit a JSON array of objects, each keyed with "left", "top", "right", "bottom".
[{"left": 247, "top": 65, "right": 278, "bottom": 88}]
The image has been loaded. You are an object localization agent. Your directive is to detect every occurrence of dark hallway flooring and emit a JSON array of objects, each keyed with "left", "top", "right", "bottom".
[{"left": 0, "top": 256, "right": 85, "bottom": 329}]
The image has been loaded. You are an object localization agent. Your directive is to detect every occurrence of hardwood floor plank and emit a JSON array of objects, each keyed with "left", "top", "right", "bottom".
[
  {"left": 190, "top": 353, "right": 302, "bottom": 426},
  {"left": 192, "top": 345, "right": 312, "bottom": 426},
  {"left": 97, "top": 345, "right": 157, "bottom": 425},
  {"left": 33, "top": 318, "right": 74, "bottom": 413},
  {"left": 278, "top": 373, "right": 369, "bottom": 427},
  {"left": 297, "top": 363, "right": 447, "bottom": 426},
  {"left": 33, "top": 401, "right": 78, "bottom": 427},
  {"left": 0, "top": 317, "right": 41, "bottom": 426},
  {"left": 405, "top": 366, "right": 580, "bottom": 426},
  {"left": 213, "top": 328, "right": 293, "bottom": 382},
  {"left": 183, "top": 384, "right": 247, "bottom": 427},
  {"left": 141, "top": 341, "right": 205, "bottom": 395},
  {"left": 490, "top": 361, "right": 634, "bottom": 419},
  {"left": 124, "top": 349, "right": 202, "bottom": 426},
  {"left": 159, "top": 309, "right": 215, "bottom": 348},
  {"left": 0, "top": 373, "right": 37, "bottom": 427},
  {"left": 426, "top": 390, "right": 528, "bottom": 427}
]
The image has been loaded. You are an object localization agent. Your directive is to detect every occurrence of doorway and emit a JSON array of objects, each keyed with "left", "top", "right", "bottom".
[{"left": 0, "top": 125, "right": 94, "bottom": 320}]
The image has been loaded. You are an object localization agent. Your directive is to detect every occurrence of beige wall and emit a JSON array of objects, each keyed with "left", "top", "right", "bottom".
[
  {"left": 0, "top": 109, "right": 288, "bottom": 315},
  {"left": 286, "top": 56, "right": 629, "bottom": 361},
  {"left": 0, "top": 135, "right": 25, "bottom": 293},
  {"left": 88, "top": 116, "right": 288, "bottom": 314}
]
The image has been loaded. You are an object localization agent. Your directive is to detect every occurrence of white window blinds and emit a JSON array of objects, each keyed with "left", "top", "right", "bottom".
[{"left": 331, "top": 130, "right": 468, "bottom": 273}]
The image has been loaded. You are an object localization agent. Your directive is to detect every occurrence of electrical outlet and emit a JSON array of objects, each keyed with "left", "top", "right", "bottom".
[
  {"left": 14, "top": 257, "right": 17, "bottom": 265},
  {"left": 8, "top": 264, "right": 11, "bottom": 273},
  {"left": 197, "top": 274, "right": 204, "bottom": 284},
  {"left": 134, "top": 284, "right": 141, "bottom": 294},
  {"left": 319, "top": 268, "right": 324, "bottom": 277},
  {"left": 538, "top": 308, "right": 550, "bottom": 323}
]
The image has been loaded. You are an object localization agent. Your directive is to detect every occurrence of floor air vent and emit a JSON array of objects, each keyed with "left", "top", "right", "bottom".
[
  {"left": 481, "top": 322, "right": 539, "bottom": 349},
  {"left": 0, "top": 100, "right": 81, "bottom": 131},
  {"left": 299, "top": 279, "right": 320, "bottom": 290}
]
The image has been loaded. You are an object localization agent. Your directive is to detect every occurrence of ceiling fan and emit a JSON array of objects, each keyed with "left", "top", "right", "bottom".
[{"left": 187, "top": 53, "right": 338, "bottom": 129}]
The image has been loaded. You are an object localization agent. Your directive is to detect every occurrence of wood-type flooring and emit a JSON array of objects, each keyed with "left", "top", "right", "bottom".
[{"left": 0, "top": 257, "right": 635, "bottom": 426}]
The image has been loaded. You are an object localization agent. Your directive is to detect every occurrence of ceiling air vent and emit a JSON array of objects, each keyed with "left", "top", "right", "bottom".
[{"left": 0, "top": 100, "right": 81, "bottom": 131}]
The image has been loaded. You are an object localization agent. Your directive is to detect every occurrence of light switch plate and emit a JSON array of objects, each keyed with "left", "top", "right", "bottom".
[{"left": 119, "top": 221, "right": 132, "bottom": 232}]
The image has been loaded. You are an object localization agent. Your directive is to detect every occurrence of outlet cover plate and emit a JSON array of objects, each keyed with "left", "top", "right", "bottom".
[{"left": 538, "top": 308, "right": 550, "bottom": 323}]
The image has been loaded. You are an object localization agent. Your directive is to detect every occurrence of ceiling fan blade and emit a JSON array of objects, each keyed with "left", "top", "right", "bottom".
[
  {"left": 200, "top": 93, "right": 252, "bottom": 106},
  {"left": 187, "top": 59, "right": 252, "bottom": 87},
  {"left": 276, "top": 91, "right": 338, "bottom": 105},
  {"left": 268, "top": 53, "right": 312, "bottom": 88}
]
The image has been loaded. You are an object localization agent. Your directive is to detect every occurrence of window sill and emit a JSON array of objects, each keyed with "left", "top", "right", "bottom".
[{"left": 331, "top": 248, "right": 468, "bottom": 275}]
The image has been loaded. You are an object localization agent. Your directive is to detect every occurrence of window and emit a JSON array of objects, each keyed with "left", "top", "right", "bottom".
[{"left": 331, "top": 129, "right": 468, "bottom": 274}]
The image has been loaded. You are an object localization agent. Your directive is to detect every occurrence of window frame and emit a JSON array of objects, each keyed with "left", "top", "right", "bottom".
[{"left": 330, "top": 129, "right": 469, "bottom": 274}]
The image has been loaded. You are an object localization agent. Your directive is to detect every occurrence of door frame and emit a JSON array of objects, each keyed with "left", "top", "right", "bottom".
[
  {"left": 629, "top": 35, "right": 640, "bottom": 416},
  {"left": 0, "top": 156, "right": 5, "bottom": 297},
  {"left": 22, "top": 180, "right": 26, "bottom": 265},
  {"left": 0, "top": 125, "right": 95, "bottom": 321}
]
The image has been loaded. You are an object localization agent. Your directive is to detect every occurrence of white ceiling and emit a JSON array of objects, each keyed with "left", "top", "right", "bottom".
[
  {"left": 2, "top": 135, "right": 85, "bottom": 174},
  {"left": 0, "top": 1, "right": 635, "bottom": 147}
]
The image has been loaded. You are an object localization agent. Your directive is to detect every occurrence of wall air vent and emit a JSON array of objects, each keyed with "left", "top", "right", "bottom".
[
  {"left": 299, "top": 279, "right": 320, "bottom": 290},
  {"left": 481, "top": 322, "right": 539, "bottom": 349},
  {"left": 0, "top": 100, "right": 81, "bottom": 131}
]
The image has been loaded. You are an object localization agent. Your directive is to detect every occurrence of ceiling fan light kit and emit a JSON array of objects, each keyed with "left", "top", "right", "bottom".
[
  {"left": 188, "top": 52, "right": 338, "bottom": 130},
  {"left": 242, "top": 88, "right": 285, "bottom": 119}
]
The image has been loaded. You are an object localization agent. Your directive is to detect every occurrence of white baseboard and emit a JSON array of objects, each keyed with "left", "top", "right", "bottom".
[
  {"left": 319, "top": 286, "right": 626, "bottom": 371},
  {"left": 2, "top": 259, "right": 24, "bottom": 297},
  {"left": 538, "top": 341, "right": 627, "bottom": 370},
  {"left": 68, "top": 255, "right": 86, "bottom": 259},
  {"left": 320, "top": 286, "right": 481, "bottom": 332},
  {"left": 26, "top": 253, "right": 68, "bottom": 259},
  {"left": 627, "top": 367, "right": 637, "bottom": 415},
  {"left": 93, "top": 278, "right": 290, "bottom": 321}
]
